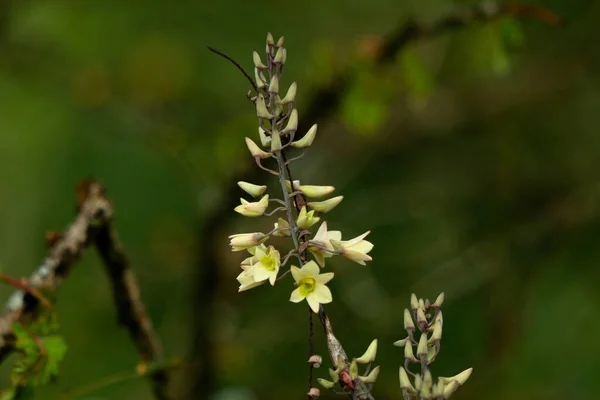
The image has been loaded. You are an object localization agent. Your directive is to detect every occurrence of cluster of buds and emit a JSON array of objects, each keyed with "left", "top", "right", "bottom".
[
  {"left": 317, "top": 339, "right": 380, "bottom": 394},
  {"left": 229, "top": 33, "right": 374, "bottom": 314},
  {"left": 394, "top": 293, "right": 472, "bottom": 399}
]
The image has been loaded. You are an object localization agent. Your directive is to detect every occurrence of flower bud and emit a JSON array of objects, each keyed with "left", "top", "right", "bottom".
[
  {"left": 328, "top": 368, "right": 340, "bottom": 382},
  {"left": 430, "top": 319, "right": 442, "bottom": 342},
  {"left": 307, "top": 196, "right": 343, "bottom": 213},
  {"left": 416, "top": 308, "right": 427, "bottom": 328},
  {"left": 307, "top": 387, "right": 320, "bottom": 398},
  {"left": 298, "top": 185, "right": 335, "bottom": 198},
  {"left": 282, "top": 109, "right": 298, "bottom": 133},
  {"left": 349, "top": 359, "right": 358, "bottom": 379},
  {"left": 404, "top": 340, "right": 417, "bottom": 363},
  {"left": 245, "top": 137, "right": 271, "bottom": 159},
  {"left": 358, "top": 365, "right": 380, "bottom": 383},
  {"left": 410, "top": 293, "right": 419, "bottom": 310},
  {"left": 297, "top": 206, "right": 320, "bottom": 229},
  {"left": 417, "top": 332, "right": 428, "bottom": 357},
  {"left": 440, "top": 368, "right": 472, "bottom": 386},
  {"left": 281, "top": 82, "right": 297, "bottom": 104},
  {"left": 254, "top": 68, "right": 266, "bottom": 89},
  {"left": 393, "top": 337, "right": 409, "bottom": 347},
  {"left": 229, "top": 232, "right": 268, "bottom": 251},
  {"left": 237, "top": 181, "right": 267, "bottom": 197},
  {"left": 414, "top": 373, "right": 423, "bottom": 391},
  {"left": 271, "top": 130, "right": 282, "bottom": 152},
  {"left": 291, "top": 124, "right": 317, "bottom": 148},
  {"left": 399, "top": 367, "right": 416, "bottom": 393},
  {"left": 404, "top": 309, "right": 415, "bottom": 332},
  {"left": 276, "top": 36, "right": 285, "bottom": 47},
  {"left": 258, "top": 127, "right": 271, "bottom": 147},
  {"left": 355, "top": 339, "right": 378, "bottom": 364},
  {"left": 273, "top": 218, "right": 291, "bottom": 237},
  {"left": 432, "top": 292, "right": 445, "bottom": 308},
  {"left": 432, "top": 381, "right": 444, "bottom": 398},
  {"left": 317, "top": 378, "right": 335, "bottom": 389},
  {"left": 418, "top": 298, "right": 425, "bottom": 311},
  {"left": 274, "top": 46, "right": 285, "bottom": 63},
  {"left": 255, "top": 94, "right": 273, "bottom": 119},
  {"left": 443, "top": 380, "right": 458, "bottom": 398},
  {"left": 282, "top": 48, "right": 287, "bottom": 64},
  {"left": 234, "top": 195, "right": 269, "bottom": 217},
  {"left": 269, "top": 75, "right": 279, "bottom": 93},
  {"left": 423, "top": 370, "right": 433, "bottom": 390},
  {"left": 253, "top": 51, "right": 267, "bottom": 69},
  {"left": 308, "top": 355, "right": 323, "bottom": 368},
  {"left": 266, "top": 32, "right": 274, "bottom": 46}
]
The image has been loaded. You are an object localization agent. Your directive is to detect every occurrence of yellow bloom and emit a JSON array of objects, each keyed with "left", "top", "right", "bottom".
[
  {"left": 236, "top": 267, "right": 265, "bottom": 292},
  {"left": 296, "top": 206, "right": 320, "bottom": 229},
  {"left": 291, "top": 124, "right": 318, "bottom": 148},
  {"left": 237, "top": 181, "right": 267, "bottom": 198},
  {"left": 251, "top": 245, "right": 281, "bottom": 285},
  {"left": 298, "top": 185, "right": 335, "bottom": 198},
  {"left": 234, "top": 195, "right": 269, "bottom": 217},
  {"left": 289, "top": 261, "right": 334, "bottom": 313},
  {"left": 273, "top": 217, "right": 291, "bottom": 237},
  {"left": 245, "top": 137, "right": 271, "bottom": 159},
  {"left": 308, "top": 222, "right": 341, "bottom": 267},
  {"left": 330, "top": 231, "right": 373, "bottom": 265}
]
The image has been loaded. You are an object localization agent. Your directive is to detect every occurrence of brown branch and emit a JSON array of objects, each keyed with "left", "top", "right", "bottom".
[{"left": 0, "top": 180, "right": 172, "bottom": 400}]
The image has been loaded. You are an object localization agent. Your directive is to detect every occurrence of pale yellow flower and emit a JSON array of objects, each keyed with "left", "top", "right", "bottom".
[
  {"left": 273, "top": 217, "right": 291, "bottom": 237},
  {"left": 234, "top": 195, "right": 269, "bottom": 217},
  {"left": 298, "top": 185, "right": 335, "bottom": 198},
  {"left": 237, "top": 181, "right": 267, "bottom": 198},
  {"left": 296, "top": 206, "right": 320, "bottom": 229},
  {"left": 308, "top": 222, "right": 341, "bottom": 267},
  {"left": 289, "top": 261, "right": 334, "bottom": 313},
  {"left": 291, "top": 124, "right": 318, "bottom": 148},
  {"left": 251, "top": 245, "right": 281, "bottom": 285},
  {"left": 330, "top": 231, "right": 373, "bottom": 265}
]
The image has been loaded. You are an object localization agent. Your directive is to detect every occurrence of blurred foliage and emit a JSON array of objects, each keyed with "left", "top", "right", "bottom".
[{"left": 0, "top": 0, "right": 599, "bottom": 399}]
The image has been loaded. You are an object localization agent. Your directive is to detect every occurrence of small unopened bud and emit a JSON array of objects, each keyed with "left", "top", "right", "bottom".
[
  {"left": 423, "top": 370, "right": 433, "bottom": 389},
  {"left": 229, "top": 232, "right": 267, "bottom": 251},
  {"left": 269, "top": 75, "right": 279, "bottom": 93},
  {"left": 266, "top": 32, "right": 274, "bottom": 46},
  {"left": 349, "top": 359, "right": 358, "bottom": 379},
  {"left": 308, "top": 355, "right": 323, "bottom": 368},
  {"left": 432, "top": 381, "right": 445, "bottom": 398},
  {"left": 432, "top": 292, "right": 445, "bottom": 308},
  {"left": 282, "top": 48, "right": 287, "bottom": 63},
  {"left": 430, "top": 320, "right": 442, "bottom": 342},
  {"left": 355, "top": 339, "right": 378, "bottom": 364},
  {"left": 307, "top": 387, "right": 320, "bottom": 398},
  {"left": 291, "top": 124, "right": 317, "bottom": 148},
  {"left": 420, "top": 377, "right": 432, "bottom": 399},
  {"left": 298, "top": 185, "right": 335, "bottom": 199},
  {"left": 358, "top": 365, "right": 380, "bottom": 384},
  {"left": 414, "top": 373, "right": 423, "bottom": 391},
  {"left": 254, "top": 68, "right": 266, "bottom": 89},
  {"left": 404, "top": 309, "right": 415, "bottom": 332},
  {"left": 276, "top": 36, "right": 285, "bottom": 47},
  {"left": 416, "top": 308, "right": 427, "bottom": 328},
  {"left": 282, "top": 109, "right": 298, "bottom": 133},
  {"left": 245, "top": 137, "right": 271, "bottom": 159},
  {"left": 440, "top": 368, "right": 472, "bottom": 386},
  {"left": 273, "top": 217, "right": 291, "bottom": 237},
  {"left": 328, "top": 368, "right": 340, "bottom": 382},
  {"left": 418, "top": 298, "right": 425, "bottom": 311},
  {"left": 253, "top": 51, "right": 267, "bottom": 69},
  {"left": 274, "top": 46, "right": 285, "bottom": 63},
  {"left": 281, "top": 82, "right": 297, "bottom": 104},
  {"left": 307, "top": 196, "right": 343, "bottom": 213},
  {"left": 410, "top": 293, "right": 419, "bottom": 310},
  {"left": 271, "top": 130, "right": 282, "bottom": 152},
  {"left": 417, "top": 333, "right": 428, "bottom": 357},
  {"left": 258, "top": 127, "right": 271, "bottom": 147},
  {"left": 399, "top": 367, "right": 416, "bottom": 393},
  {"left": 255, "top": 95, "right": 273, "bottom": 119},
  {"left": 237, "top": 181, "right": 267, "bottom": 197},
  {"left": 317, "top": 378, "right": 335, "bottom": 389},
  {"left": 393, "top": 337, "right": 409, "bottom": 347},
  {"left": 404, "top": 340, "right": 418, "bottom": 363},
  {"left": 443, "top": 380, "right": 459, "bottom": 398},
  {"left": 335, "top": 356, "right": 345, "bottom": 373}
]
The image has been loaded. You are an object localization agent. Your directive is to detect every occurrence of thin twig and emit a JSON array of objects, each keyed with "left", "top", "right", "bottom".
[{"left": 206, "top": 45, "right": 259, "bottom": 93}]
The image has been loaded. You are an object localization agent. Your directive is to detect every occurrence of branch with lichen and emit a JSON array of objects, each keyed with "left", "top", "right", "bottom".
[{"left": 0, "top": 180, "right": 172, "bottom": 400}]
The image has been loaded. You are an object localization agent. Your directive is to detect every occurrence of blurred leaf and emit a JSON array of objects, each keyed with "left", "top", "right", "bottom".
[{"left": 399, "top": 45, "right": 436, "bottom": 110}]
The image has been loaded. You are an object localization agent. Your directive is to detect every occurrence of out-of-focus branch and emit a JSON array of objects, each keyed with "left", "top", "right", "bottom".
[{"left": 0, "top": 180, "right": 172, "bottom": 400}]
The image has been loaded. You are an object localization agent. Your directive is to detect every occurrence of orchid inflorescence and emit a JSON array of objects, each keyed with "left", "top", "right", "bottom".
[
  {"left": 394, "top": 293, "right": 472, "bottom": 399},
  {"left": 229, "top": 32, "right": 374, "bottom": 314}
]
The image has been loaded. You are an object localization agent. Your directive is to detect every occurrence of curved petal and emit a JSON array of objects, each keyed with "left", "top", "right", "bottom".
[
  {"left": 315, "top": 272, "right": 334, "bottom": 285},
  {"left": 306, "top": 294, "right": 320, "bottom": 313},
  {"left": 290, "top": 266, "right": 304, "bottom": 283},
  {"left": 301, "top": 260, "right": 320, "bottom": 276},
  {"left": 290, "top": 287, "right": 305, "bottom": 303},
  {"left": 312, "top": 284, "right": 332, "bottom": 304}
]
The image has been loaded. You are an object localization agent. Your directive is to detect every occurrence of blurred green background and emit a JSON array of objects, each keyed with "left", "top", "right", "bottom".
[{"left": 1, "top": 0, "right": 599, "bottom": 399}]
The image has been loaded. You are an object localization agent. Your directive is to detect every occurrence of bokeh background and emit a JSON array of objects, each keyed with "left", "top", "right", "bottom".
[{"left": 1, "top": 0, "right": 599, "bottom": 399}]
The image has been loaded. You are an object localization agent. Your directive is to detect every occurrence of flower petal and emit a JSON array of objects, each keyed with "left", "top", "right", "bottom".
[{"left": 290, "top": 287, "right": 305, "bottom": 303}]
